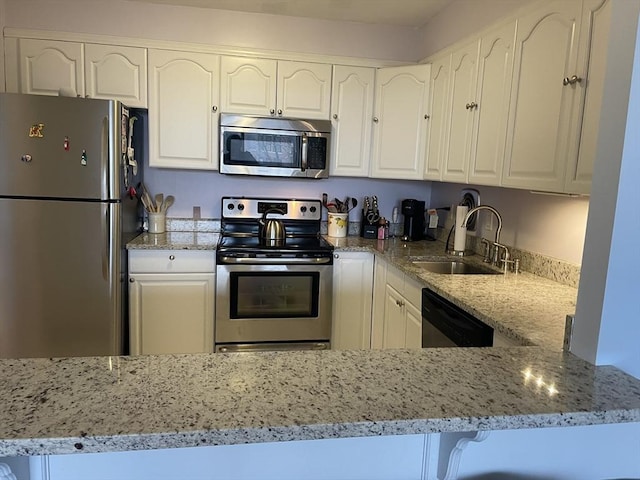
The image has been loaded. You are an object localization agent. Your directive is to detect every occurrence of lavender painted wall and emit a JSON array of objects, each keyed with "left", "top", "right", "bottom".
[
  {"left": 430, "top": 182, "right": 589, "bottom": 265},
  {"left": 144, "top": 160, "right": 431, "bottom": 222}
]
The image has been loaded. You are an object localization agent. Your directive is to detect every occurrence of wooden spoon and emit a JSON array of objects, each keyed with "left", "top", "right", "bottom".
[
  {"left": 161, "top": 195, "right": 175, "bottom": 213},
  {"left": 154, "top": 193, "right": 164, "bottom": 213}
]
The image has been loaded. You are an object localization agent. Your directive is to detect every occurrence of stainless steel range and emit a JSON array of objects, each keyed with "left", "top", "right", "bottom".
[{"left": 215, "top": 197, "right": 334, "bottom": 353}]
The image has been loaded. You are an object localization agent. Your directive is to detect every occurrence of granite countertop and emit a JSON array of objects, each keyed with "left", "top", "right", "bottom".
[
  {"left": 127, "top": 231, "right": 219, "bottom": 250},
  {"left": 326, "top": 236, "right": 578, "bottom": 350},
  {"left": 125, "top": 231, "right": 576, "bottom": 349},
  {"left": 1, "top": 347, "right": 639, "bottom": 456}
]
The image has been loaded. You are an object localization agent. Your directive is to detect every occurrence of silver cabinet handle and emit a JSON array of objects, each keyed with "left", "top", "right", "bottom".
[
  {"left": 373, "top": 117, "right": 379, "bottom": 123},
  {"left": 129, "top": 277, "right": 135, "bottom": 283},
  {"left": 334, "top": 253, "right": 339, "bottom": 259},
  {"left": 465, "top": 102, "right": 478, "bottom": 110},
  {"left": 333, "top": 113, "right": 338, "bottom": 120},
  {"left": 169, "top": 255, "right": 175, "bottom": 261},
  {"left": 395, "top": 299, "right": 404, "bottom": 308},
  {"left": 277, "top": 109, "right": 283, "bottom": 115},
  {"left": 563, "top": 75, "right": 583, "bottom": 86},
  {"left": 270, "top": 108, "right": 275, "bottom": 115},
  {"left": 424, "top": 114, "right": 430, "bottom": 119},
  {"left": 212, "top": 105, "right": 218, "bottom": 112}
]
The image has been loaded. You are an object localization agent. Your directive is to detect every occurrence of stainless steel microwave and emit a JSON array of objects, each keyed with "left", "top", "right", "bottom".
[{"left": 219, "top": 114, "right": 331, "bottom": 178}]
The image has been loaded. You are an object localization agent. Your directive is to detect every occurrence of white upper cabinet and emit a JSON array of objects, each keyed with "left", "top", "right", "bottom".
[
  {"left": 84, "top": 44, "right": 147, "bottom": 107},
  {"left": 424, "top": 53, "right": 451, "bottom": 181},
  {"left": 502, "top": 1, "right": 584, "bottom": 192},
  {"left": 330, "top": 65, "right": 375, "bottom": 177},
  {"left": 370, "top": 64, "right": 431, "bottom": 180},
  {"left": 148, "top": 49, "right": 220, "bottom": 170},
  {"left": 220, "top": 56, "right": 277, "bottom": 115},
  {"left": 441, "top": 39, "right": 480, "bottom": 183},
  {"left": 8, "top": 38, "right": 147, "bottom": 107},
  {"left": 565, "top": 0, "right": 610, "bottom": 194},
  {"left": 277, "top": 60, "right": 332, "bottom": 119},
  {"left": 468, "top": 20, "right": 516, "bottom": 186},
  {"left": 220, "top": 57, "right": 332, "bottom": 119},
  {"left": 15, "top": 39, "right": 84, "bottom": 96}
]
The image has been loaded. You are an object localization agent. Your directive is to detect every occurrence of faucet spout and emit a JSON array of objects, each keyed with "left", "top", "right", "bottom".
[{"left": 462, "top": 205, "right": 502, "bottom": 245}]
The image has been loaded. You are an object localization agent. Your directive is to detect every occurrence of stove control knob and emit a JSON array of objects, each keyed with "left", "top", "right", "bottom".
[
  {"left": 310, "top": 206, "right": 317, "bottom": 213},
  {"left": 238, "top": 204, "right": 245, "bottom": 211},
  {"left": 300, "top": 206, "right": 307, "bottom": 213},
  {"left": 227, "top": 203, "right": 234, "bottom": 210}
]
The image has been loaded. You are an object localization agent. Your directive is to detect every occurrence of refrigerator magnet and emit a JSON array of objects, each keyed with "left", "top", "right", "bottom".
[
  {"left": 81, "top": 149, "right": 87, "bottom": 166},
  {"left": 29, "top": 123, "right": 44, "bottom": 138}
]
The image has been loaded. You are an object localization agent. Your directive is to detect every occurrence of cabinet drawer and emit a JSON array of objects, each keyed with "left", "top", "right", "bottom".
[{"left": 129, "top": 250, "right": 215, "bottom": 273}]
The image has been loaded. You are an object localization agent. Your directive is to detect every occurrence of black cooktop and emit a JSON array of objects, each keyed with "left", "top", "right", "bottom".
[{"left": 218, "top": 234, "right": 333, "bottom": 255}]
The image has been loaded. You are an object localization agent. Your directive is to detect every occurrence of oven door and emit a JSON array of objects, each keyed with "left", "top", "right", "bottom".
[{"left": 216, "top": 262, "right": 332, "bottom": 345}]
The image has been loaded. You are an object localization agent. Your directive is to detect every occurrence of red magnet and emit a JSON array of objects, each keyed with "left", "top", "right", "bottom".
[{"left": 64, "top": 136, "right": 70, "bottom": 151}]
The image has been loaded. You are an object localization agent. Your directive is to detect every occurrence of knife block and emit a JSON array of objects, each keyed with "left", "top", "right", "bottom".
[{"left": 360, "top": 209, "right": 378, "bottom": 239}]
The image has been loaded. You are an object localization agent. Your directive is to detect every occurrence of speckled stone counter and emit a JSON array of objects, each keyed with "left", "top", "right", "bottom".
[
  {"left": 126, "top": 231, "right": 218, "bottom": 250},
  {"left": 1, "top": 347, "right": 639, "bottom": 456},
  {"left": 326, "top": 236, "right": 577, "bottom": 351},
  {"left": 126, "top": 232, "right": 575, "bottom": 350}
]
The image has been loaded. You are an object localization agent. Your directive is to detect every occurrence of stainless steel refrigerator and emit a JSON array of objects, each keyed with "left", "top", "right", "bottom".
[{"left": 0, "top": 93, "right": 144, "bottom": 358}]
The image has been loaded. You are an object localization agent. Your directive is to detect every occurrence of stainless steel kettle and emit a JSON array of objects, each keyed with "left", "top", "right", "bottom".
[{"left": 258, "top": 208, "right": 286, "bottom": 244}]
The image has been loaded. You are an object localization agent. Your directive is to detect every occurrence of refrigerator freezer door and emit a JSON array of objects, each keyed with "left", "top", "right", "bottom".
[
  {"left": 0, "top": 198, "right": 122, "bottom": 358},
  {"left": 0, "top": 93, "right": 121, "bottom": 200}
]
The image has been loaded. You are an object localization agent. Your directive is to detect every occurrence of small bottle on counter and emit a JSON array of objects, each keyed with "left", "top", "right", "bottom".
[{"left": 378, "top": 218, "right": 388, "bottom": 240}]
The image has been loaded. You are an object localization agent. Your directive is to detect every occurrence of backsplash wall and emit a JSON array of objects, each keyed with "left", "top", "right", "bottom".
[
  {"left": 144, "top": 163, "right": 432, "bottom": 222},
  {"left": 430, "top": 182, "right": 589, "bottom": 265}
]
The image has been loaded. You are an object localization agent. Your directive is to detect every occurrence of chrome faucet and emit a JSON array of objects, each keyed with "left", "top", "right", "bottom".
[
  {"left": 462, "top": 205, "right": 502, "bottom": 245},
  {"left": 462, "top": 205, "right": 515, "bottom": 272}
]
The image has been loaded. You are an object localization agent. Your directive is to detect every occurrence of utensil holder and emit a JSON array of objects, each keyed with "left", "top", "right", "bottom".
[
  {"left": 327, "top": 213, "right": 348, "bottom": 238},
  {"left": 148, "top": 212, "right": 166, "bottom": 234}
]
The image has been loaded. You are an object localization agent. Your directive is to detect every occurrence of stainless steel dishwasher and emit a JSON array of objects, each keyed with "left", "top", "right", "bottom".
[{"left": 421, "top": 288, "right": 494, "bottom": 347}]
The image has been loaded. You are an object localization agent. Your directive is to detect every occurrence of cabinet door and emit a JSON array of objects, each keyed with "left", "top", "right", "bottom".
[
  {"left": 382, "top": 284, "right": 407, "bottom": 349},
  {"left": 84, "top": 44, "right": 147, "bottom": 107},
  {"left": 371, "top": 64, "right": 431, "bottom": 180},
  {"left": 331, "top": 252, "right": 374, "bottom": 350},
  {"left": 468, "top": 21, "right": 516, "bottom": 186},
  {"left": 503, "top": 1, "right": 583, "bottom": 191},
  {"left": 442, "top": 40, "right": 479, "bottom": 183},
  {"left": 129, "top": 273, "right": 214, "bottom": 355},
  {"left": 565, "top": 0, "right": 610, "bottom": 194},
  {"left": 17, "top": 38, "right": 84, "bottom": 96},
  {"left": 370, "top": 257, "right": 388, "bottom": 350},
  {"left": 277, "top": 61, "right": 332, "bottom": 119},
  {"left": 148, "top": 49, "right": 220, "bottom": 170},
  {"left": 220, "top": 56, "right": 277, "bottom": 115},
  {"left": 404, "top": 301, "right": 422, "bottom": 349},
  {"left": 330, "top": 65, "right": 375, "bottom": 177},
  {"left": 424, "top": 53, "right": 451, "bottom": 180}
]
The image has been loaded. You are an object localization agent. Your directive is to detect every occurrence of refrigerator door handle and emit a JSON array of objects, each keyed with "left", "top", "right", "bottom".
[{"left": 102, "top": 204, "right": 117, "bottom": 282}]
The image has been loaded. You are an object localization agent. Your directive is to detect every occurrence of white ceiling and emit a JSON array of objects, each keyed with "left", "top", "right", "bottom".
[{"left": 128, "top": 0, "right": 456, "bottom": 28}]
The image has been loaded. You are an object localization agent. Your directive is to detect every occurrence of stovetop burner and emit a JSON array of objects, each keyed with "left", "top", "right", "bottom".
[
  {"left": 218, "top": 234, "right": 333, "bottom": 255},
  {"left": 218, "top": 197, "right": 333, "bottom": 257}
]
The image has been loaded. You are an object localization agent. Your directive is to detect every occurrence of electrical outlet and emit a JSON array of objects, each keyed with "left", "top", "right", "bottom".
[{"left": 193, "top": 206, "right": 201, "bottom": 220}]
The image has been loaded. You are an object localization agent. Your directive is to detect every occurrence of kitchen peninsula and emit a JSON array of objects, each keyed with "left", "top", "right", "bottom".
[{"left": 1, "top": 236, "right": 639, "bottom": 478}]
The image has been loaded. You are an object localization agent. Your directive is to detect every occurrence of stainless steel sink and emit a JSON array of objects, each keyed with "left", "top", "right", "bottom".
[{"left": 412, "top": 260, "right": 502, "bottom": 275}]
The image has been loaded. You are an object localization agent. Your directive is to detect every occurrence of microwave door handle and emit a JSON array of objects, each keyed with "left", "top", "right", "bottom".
[{"left": 301, "top": 135, "right": 308, "bottom": 172}]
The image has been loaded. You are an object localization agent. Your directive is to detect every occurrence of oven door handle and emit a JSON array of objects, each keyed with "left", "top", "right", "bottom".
[{"left": 219, "top": 255, "right": 332, "bottom": 265}]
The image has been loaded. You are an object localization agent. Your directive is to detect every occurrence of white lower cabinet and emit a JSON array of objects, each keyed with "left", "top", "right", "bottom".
[
  {"left": 128, "top": 250, "right": 215, "bottom": 355},
  {"left": 372, "top": 258, "right": 422, "bottom": 350},
  {"left": 331, "top": 252, "right": 374, "bottom": 350}
]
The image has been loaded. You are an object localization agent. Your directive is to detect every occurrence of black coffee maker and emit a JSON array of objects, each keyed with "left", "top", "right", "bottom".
[{"left": 401, "top": 199, "right": 425, "bottom": 241}]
